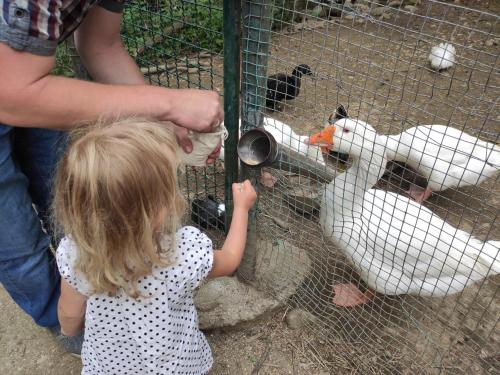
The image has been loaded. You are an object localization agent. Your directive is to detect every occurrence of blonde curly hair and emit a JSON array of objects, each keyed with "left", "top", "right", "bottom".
[{"left": 53, "top": 118, "right": 186, "bottom": 298}]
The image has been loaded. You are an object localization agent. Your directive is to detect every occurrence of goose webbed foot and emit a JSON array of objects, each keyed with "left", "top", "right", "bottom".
[
  {"left": 260, "top": 170, "right": 278, "bottom": 188},
  {"left": 332, "top": 283, "right": 374, "bottom": 307},
  {"left": 406, "top": 184, "right": 433, "bottom": 203}
]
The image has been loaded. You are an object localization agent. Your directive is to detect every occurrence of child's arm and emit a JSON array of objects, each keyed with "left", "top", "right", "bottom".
[
  {"left": 208, "top": 180, "right": 257, "bottom": 278},
  {"left": 58, "top": 279, "right": 87, "bottom": 336}
]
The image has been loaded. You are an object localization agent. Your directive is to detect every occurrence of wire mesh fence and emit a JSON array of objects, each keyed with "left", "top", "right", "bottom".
[
  {"left": 239, "top": 0, "right": 499, "bottom": 373},
  {"left": 120, "top": 0, "right": 227, "bottom": 244},
  {"left": 119, "top": 0, "right": 499, "bottom": 373}
]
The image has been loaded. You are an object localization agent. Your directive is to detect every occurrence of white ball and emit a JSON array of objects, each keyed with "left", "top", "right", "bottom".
[{"left": 428, "top": 42, "right": 456, "bottom": 71}]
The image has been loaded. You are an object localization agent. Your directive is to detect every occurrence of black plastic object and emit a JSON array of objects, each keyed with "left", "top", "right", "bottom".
[{"left": 191, "top": 195, "right": 226, "bottom": 231}]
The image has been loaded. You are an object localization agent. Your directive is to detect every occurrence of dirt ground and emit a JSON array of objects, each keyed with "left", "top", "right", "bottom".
[
  {"left": 1, "top": 1, "right": 499, "bottom": 374},
  {"left": 254, "top": 1, "right": 500, "bottom": 373},
  {"left": 0, "top": 286, "right": 335, "bottom": 375},
  {"left": 178, "top": 0, "right": 500, "bottom": 373}
]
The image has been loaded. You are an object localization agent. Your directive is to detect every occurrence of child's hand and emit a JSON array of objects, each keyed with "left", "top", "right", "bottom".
[{"left": 232, "top": 180, "right": 257, "bottom": 211}]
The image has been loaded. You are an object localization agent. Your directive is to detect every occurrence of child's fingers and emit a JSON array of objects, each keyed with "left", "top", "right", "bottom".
[
  {"left": 232, "top": 182, "right": 244, "bottom": 195},
  {"left": 240, "top": 180, "right": 252, "bottom": 190},
  {"left": 232, "top": 180, "right": 256, "bottom": 200},
  {"left": 232, "top": 180, "right": 248, "bottom": 190},
  {"left": 243, "top": 180, "right": 257, "bottom": 195}
]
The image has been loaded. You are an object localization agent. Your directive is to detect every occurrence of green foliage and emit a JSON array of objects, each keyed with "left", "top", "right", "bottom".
[
  {"left": 122, "top": 0, "right": 224, "bottom": 65},
  {"left": 52, "top": 43, "right": 75, "bottom": 78}
]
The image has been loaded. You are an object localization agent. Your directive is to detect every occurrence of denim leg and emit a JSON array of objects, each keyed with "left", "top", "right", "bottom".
[
  {"left": 12, "top": 127, "right": 68, "bottom": 243},
  {"left": 0, "top": 124, "right": 65, "bottom": 328}
]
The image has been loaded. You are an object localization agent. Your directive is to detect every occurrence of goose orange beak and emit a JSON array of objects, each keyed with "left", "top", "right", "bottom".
[{"left": 307, "top": 125, "right": 336, "bottom": 153}]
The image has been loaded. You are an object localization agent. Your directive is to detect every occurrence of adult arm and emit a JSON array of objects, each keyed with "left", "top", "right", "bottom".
[
  {"left": 74, "top": 6, "right": 144, "bottom": 85},
  {"left": 73, "top": 6, "right": 221, "bottom": 160},
  {"left": 0, "top": 41, "right": 222, "bottom": 131}
]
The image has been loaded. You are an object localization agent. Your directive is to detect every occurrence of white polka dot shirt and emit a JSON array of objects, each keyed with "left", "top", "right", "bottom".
[{"left": 56, "top": 226, "right": 214, "bottom": 375}]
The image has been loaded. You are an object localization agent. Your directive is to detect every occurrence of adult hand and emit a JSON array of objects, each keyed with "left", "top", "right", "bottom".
[
  {"left": 165, "top": 89, "right": 223, "bottom": 133},
  {"left": 173, "top": 126, "right": 222, "bottom": 164},
  {"left": 206, "top": 142, "right": 222, "bottom": 165}
]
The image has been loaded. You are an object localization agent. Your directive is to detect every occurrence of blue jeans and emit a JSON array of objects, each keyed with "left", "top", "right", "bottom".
[{"left": 0, "top": 124, "right": 66, "bottom": 327}]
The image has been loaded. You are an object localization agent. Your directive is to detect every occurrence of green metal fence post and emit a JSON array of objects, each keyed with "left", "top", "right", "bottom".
[
  {"left": 237, "top": 0, "right": 273, "bottom": 283},
  {"left": 223, "top": 0, "right": 242, "bottom": 233},
  {"left": 241, "top": 0, "right": 273, "bottom": 132}
]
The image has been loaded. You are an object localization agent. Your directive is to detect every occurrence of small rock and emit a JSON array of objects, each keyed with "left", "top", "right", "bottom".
[
  {"left": 310, "top": 5, "right": 325, "bottom": 18},
  {"left": 344, "top": 14, "right": 354, "bottom": 20},
  {"left": 485, "top": 38, "right": 499, "bottom": 47},
  {"left": 370, "top": 7, "right": 387, "bottom": 17},
  {"left": 388, "top": 0, "right": 402, "bottom": 7},
  {"left": 404, "top": 5, "right": 417, "bottom": 13},
  {"left": 355, "top": 17, "right": 365, "bottom": 24},
  {"left": 270, "top": 216, "right": 289, "bottom": 230},
  {"left": 406, "top": 0, "right": 421, "bottom": 4},
  {"left": 479, "top": 348, "right": 491, "bottom": 359},
  {"left": 285, "top": 308, "right": 317, "bottom": 330},
  {"left": 354, "top": 4, "right": 369, "bottom": 13},
  {"left": 470, "top": 364, "right": 482, "bottom": 373},
  {"left": 285, "top": 309, "right": 302, "bottom": 329},
  {"left": 382, "top": 12, "right": 392, "bottom": 20}
]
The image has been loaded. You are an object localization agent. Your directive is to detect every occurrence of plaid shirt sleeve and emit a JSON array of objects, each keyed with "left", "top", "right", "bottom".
[{"left": 0, "top": 0, "right": 124, "bottom": 57}]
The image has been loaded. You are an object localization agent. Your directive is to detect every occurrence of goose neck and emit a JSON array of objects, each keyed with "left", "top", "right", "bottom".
[
  {"left": 325, "top": 138, "right": 387, "bottom": 217},
  {"left": 353, "top": 141, "right": 388, "bottom": 186}
]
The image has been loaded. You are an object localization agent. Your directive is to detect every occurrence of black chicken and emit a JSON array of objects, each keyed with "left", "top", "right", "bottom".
[
  {"left": 191, "top": 195, "right": 226, "bottom": 231},
  {"left": 328, "top": 105, "right": 350, "bottom": 163},
  {"left": 266, "top": 64, "right": 313, "bottom": 111}
]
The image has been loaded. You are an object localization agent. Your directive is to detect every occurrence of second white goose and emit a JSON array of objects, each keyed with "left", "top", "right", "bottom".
[
  {"left": 378, "top": 125, "right": 500, "bottom": 202},
  {"left": 307, "top": 119, "right": 500, "bottom": 307}
]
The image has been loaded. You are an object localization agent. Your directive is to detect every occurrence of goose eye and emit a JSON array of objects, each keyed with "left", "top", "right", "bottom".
[{"left": 343, "top": 128, "right": 350, "bottom": 134}]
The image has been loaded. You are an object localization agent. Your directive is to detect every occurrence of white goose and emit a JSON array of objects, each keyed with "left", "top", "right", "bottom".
[
  {"left": 378, "top": 125, "right": 500, "bottom": 202},
  {"left": 307, "top": 119, "right": 500, "bottom": 306}
]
